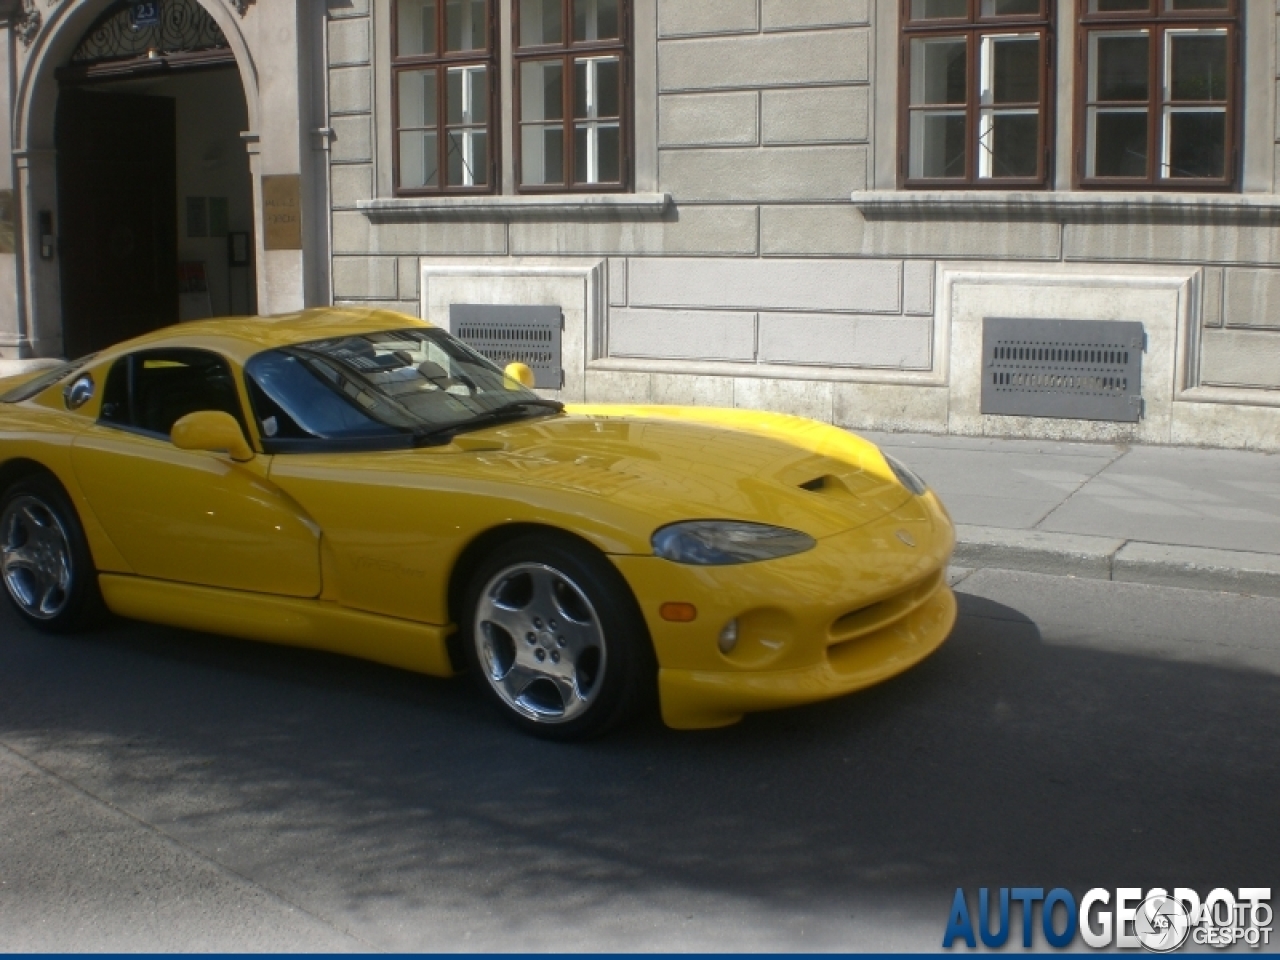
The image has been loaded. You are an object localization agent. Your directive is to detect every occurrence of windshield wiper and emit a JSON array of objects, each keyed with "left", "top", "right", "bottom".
[{"left": 414, "top": 398, "right": 564, "bottom": 446}]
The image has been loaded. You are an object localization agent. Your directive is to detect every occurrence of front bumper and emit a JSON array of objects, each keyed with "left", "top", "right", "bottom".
[{"left": 611, "top": 490, "right": 956, "bottom": 729}]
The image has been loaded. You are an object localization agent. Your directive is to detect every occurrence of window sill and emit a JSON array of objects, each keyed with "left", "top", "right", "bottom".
[
  {"left": 358, "top": 193, "right": 672, "bottom": 221},
  {"left": 850, "top": 190, "right": 1280, "bottom": 220}
]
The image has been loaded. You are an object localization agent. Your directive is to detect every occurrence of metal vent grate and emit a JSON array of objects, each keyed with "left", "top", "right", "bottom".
[
  {"left": 981, "top": 317, "right": 1145, "bottom": 422},
  {"left": 449, "top": 304, "right": 564, "bottom": 390}
]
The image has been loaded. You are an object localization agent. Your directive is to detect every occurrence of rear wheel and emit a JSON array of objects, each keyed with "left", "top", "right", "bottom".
[
  {"left": 0, "top": 474, "right": 104, "bottom": 633},
  {"left": 462, "top": 533, "right": 654, "bottom": 740}
]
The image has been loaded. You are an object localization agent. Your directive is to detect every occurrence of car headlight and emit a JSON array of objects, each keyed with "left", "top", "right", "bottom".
[
  {"left": 652, "top": 521, "right": 816, "bottom": 565},
  {"left": 883, "top": 453, "right": 928, "bottom": 496}
]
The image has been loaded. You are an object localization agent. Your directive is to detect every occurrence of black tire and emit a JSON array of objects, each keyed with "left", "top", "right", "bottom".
[
  {"left": 460, "top": 532, "right": 655, "bottom": 741},
  {"left": 0, "top": 473, "right": 105, "bottom": 633}
]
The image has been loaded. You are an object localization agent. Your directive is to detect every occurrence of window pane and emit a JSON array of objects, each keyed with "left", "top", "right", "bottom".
[
  {"left": 1166, "top": 0, "right": 1228, "bottom": 9},
  {"left": 521, "top": 124, "right": 565, "bottom": 185},
  {"left": 520, "top": 59, "right": 564, "bottom": 122},
  {"left": 447, "top": 129, "right": 488, "bottom": 186},
  {"left": 911, "top": 0, "right": 967, "bottom": 18},
  {"left": 398, "top": 69, "right": 438, "bottom": 127},
  {"left": 445, "top": 0, "right": 485, "bottom": 52},
  {"left": 991, "top": 36, "right": 1039, "bottom": 103},
  {"left": 447, "top": 65, "right": 488, "bottom": 124},
  {"left": 519, "top": 0, "right": 562, "bottom": 46},
  {"left": 574, "top": 0, "right": 620, "bottom": 41},
  {"left": 983, "top": 112, "right": 1039, "bottom": 176},
  {"left": 575, "top": 122, "right": 620, "bottom": 183},
  {"left": 1091, "top": 109, "right": 1148, "bottom": 176},
  {"left": 1166, "top": 110, "right": 1225, "bottom": 178},
  {"left": 574, "top": 57, "right": 620, "bottom": 119},
  {"left": 1090, "top": 0, "right": 1150, "bottom": 10},
  {"left": 982, "top": 0, "right": 1041, "bottom": 14},
  {"left": 1169, "top": 33, "right": 1228, "bottom": 102},
  {"left": 1093, "top": 34, "right": 1149, "bottom": 101},
  {"left": 399, "top": 131, "right": 440, "bottom": 188},
  {"left": 910, "top": 111, "right": 967, "bottom": 178},
  {"left": 397, "top": 0, "right": 437, "bottom": 57},
  {"left": 910, "top": 37, "right": 967, "bottom": 105}
]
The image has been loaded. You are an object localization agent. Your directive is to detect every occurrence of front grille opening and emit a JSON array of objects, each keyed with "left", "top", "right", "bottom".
[{"left": 828, "top": 571, "right": 944, "bottom": 648}]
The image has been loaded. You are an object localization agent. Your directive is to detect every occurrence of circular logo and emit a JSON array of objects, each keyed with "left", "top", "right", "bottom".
[{"left": 1135, "top": 894, "right": 1192, "bottom": 953}]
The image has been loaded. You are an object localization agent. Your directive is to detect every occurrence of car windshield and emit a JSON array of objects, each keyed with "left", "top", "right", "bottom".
[
  {"left": 244, "top": 327, "right": 558, "bottom": 448},
  {"left": 0, "top": 354, "right": 97, "bottom": 404}
]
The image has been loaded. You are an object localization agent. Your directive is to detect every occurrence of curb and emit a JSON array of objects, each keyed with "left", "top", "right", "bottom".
[{"left": 952, "top": 525, "right": 1280, "bottom": 598}]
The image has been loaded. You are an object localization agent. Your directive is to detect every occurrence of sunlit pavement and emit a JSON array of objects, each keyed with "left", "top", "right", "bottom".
[
  {"left": 1, "top": 568, "right": 1277, "bottom": 951},
  {"left": 871, "top": 433, "right": 1280, "bottom": 596}
]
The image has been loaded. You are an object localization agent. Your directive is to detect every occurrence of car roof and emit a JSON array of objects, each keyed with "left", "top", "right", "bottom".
[{"left": 102, "top": 307, "right": 434, "bottom": 365}]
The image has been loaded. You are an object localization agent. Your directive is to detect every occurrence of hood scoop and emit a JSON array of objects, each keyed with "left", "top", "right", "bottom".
[{"left": 799, "top": 473, "right": 854, "bottom": 496}]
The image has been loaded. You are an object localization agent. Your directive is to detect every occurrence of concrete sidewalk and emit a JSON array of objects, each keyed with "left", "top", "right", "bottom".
[{"left": 866, "top": 431, "right": 1280, "bottom": 597}]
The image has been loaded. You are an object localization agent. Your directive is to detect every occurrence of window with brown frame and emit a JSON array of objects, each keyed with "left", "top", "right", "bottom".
[
  {"left": 1077, "top": 1, "right": 1238, "bottom": 189},
  {"left": 514, "top": 0, "right": 629, "bottom": 192},
  {"left": 901, "top": 1, "right": 1052, "bottom": 188},
  {"left": 392, "top": 0, "right": 496, "bottom": 194}
]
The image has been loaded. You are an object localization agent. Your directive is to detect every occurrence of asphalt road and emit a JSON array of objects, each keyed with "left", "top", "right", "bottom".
[{"left": 1, "top": 569, "right": 1277, "bottom": 952}]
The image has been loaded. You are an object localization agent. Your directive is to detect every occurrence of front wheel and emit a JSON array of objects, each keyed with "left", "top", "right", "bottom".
[
  {"left": 0, "top": 474, "right": 104, "bottom": 633},
  {"left": 461, "top": 533, "right": 654, "bottom": 740}
]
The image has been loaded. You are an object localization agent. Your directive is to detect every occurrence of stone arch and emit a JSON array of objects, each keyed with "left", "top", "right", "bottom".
[
  {"left": 11, "top": 0, "right": 260, "bottom": 356},
  {"left": 15, "top": 0, "right": 258, "bottom": 154}
]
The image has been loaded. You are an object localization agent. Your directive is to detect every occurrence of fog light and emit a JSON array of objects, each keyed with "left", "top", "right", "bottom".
[{"left": 718, "top": 618, "right": 739, "bottom": 654}]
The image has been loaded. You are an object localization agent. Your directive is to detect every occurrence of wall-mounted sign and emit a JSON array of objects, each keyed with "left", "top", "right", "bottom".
[
  {"left": 178, "top": 261, "right": 212, "bottom": 321},
  {"left": 262, "top": 174, "right": 302, "bottom": 251},
  {"left": 186, "top": 196, "right": 208, "bottom": 238},
  {"left": 0, "top": 190, "right": 13, "bottom": 255},
  {"left": 129, "top": 2, "right": 161, "bottom": 29},
  {"left": 208, "top": 196, "right": 229, "bottom": 237},
  {"left": 228, "top": 231, "right": 250, "bottom": 266}
]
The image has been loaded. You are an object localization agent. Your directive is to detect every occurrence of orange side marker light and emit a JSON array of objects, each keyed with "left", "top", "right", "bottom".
[{"left": 659, "top": 602, "right": 698, "bottom": 622}]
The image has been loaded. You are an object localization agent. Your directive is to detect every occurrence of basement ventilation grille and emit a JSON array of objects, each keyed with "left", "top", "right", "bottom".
[
  {"left": 450, "top": 304, "right": 564, "bottom": 390},
  {"left": 981, "top": 317, "right": 1146, "bottom": 423}
]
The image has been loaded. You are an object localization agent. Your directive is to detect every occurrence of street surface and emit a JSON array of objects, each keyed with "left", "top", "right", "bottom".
[{"left": 0, "top": 569, "right": 1277, "bottom": 951}]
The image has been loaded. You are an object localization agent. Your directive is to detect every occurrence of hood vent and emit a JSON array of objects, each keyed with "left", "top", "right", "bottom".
[{"left": 800, "top": 475, "right": 836, "bottom": 493}]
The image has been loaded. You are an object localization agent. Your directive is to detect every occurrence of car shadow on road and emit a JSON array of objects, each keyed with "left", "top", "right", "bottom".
[{"left": 0, "top": 587, "right": 1276, "bottom": 942}]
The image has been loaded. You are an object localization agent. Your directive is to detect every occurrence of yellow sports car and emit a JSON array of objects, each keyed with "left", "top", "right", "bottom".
[{"left": 0, "top": 309, "right": 955, "bottom": 739}]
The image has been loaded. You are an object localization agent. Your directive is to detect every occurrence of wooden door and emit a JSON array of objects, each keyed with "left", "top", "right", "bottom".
[{"left": 56, "top": 89, "right": 177, "bottom": 358}]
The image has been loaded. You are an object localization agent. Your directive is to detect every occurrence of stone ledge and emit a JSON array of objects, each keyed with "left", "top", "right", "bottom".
[
  {"left": 851, "top": 190, "right": 1280, "bottom": 221},
  {"left": 359, "top": 193, "right": 672, "bottom": 221},
  {"left": 953, "top": 524, "right": 1280, "bottom": 598},
  {"left": 951, "top": 526, "right": 1123, "bottom": 580},
  {"left": 589, "top": 356, "right": 943, "bottom": 385},
  {"left": 1113, "top": 542, "right": 1280, "bottom": 598}
]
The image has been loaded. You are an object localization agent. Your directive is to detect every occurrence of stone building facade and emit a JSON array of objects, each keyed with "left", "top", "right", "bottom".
[{"left": 3, "top": 0, "right": 1279, "bottom": 450}]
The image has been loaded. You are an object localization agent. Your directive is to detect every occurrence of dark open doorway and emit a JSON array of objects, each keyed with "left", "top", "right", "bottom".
[
  {"left": 53, "top": 0, "right": 253, "bottom": 358},
  {"left": 56, "top": 89, "right": 178, "bottom": 358}
]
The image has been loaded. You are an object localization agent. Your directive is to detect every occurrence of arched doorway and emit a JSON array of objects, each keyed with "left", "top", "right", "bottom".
[{"left": 54, "top": 0, "right": 254, "bottom": 356}]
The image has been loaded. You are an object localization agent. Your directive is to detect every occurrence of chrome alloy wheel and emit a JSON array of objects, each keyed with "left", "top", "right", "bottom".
[
  {"left": 474, "top": 562, "right": 607, "bottom": 724},
  {"left": 1, "top": 495, "right": 74, "bottom": 620}
]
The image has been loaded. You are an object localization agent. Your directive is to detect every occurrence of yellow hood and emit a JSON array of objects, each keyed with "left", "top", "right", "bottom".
[{"left": 458, "top": 406, "right": 914, "bottom": 540}]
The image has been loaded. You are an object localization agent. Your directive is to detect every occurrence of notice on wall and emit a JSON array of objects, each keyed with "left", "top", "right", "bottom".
[
  {"left": 262, "top": 174, "right": 303, "bottom": 251},
  {"left": 0, "top": 190, "right": 12, "bottom": 255},
  {"left": 178, "top": 261, "right": 213, "bottom": 321},
  {"left": 209, "top": 196, "right": 229, "bottom": 237},
  {"left": 186, "top": 196, "right": 208, "bottom": 238}
]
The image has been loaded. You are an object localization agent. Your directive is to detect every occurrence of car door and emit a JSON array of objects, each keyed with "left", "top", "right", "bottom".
[{"left": 70, "top": 348, "right": 322, "bottom": 598}]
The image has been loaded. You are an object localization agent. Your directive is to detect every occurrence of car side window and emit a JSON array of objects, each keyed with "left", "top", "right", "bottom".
[
  {"left": 244, "top": 350, "right": 400, "bottom": 443},
  {"left": 99, "top": 349, "right": 246, "bottom": 438}
]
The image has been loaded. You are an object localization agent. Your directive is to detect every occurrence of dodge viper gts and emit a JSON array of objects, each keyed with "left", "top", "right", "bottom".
[{"left": 0, "top": 309, "right": 956, "bottom": 739}]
